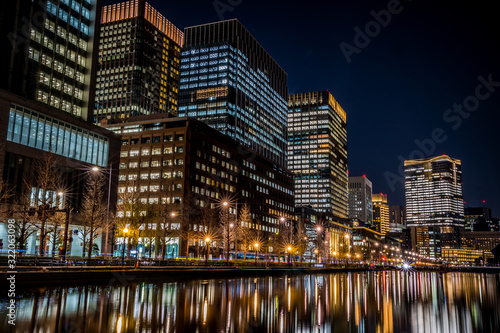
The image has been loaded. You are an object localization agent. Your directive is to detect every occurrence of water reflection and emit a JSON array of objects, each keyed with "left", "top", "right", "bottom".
[{"left": 1, "top": 271, "right": 499, "bottom": 332}]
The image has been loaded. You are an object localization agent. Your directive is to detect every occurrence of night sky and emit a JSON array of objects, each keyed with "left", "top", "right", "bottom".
[{"left": 103, "top": 0, "right": 500, "bottom": 216}]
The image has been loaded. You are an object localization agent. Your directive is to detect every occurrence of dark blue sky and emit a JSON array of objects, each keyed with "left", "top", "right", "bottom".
[{"left": 104, "top": 0, "right": 500, "bottom": 216}]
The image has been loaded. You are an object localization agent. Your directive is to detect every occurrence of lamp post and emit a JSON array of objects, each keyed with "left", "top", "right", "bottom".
[
  {"left": 316, "top": 226, "right": 322, "bottom": 263},
  {"left": 91, "top": 165, "right": 113, "bottom": 258},
  {"left": 161, "top": 211, "right": 175, "bottom": 260},
  {"left": 254, "top": 243, "right": 259, "bottom": 264},
  {"left": 58, "top": 192, "right": 71, "bottom": 263},
  {"left": 122, "top": 228, "right": 129, "bottom": 266},
  {"left": 314, "top": 249, "right": 319, "bottom": 263},
  {"left": 287, "top": 246, "right": 292, "bottom": 264},
  {"left": 205, "top": 237, "right": 210, "bottom": 265},
  {"left": 223, "top": 201, "right": 230, "bottom": 263}
]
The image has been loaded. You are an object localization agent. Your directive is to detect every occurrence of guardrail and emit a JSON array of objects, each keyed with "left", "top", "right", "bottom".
[{"left": 0, "top": 256, "right": 385, "bottom": 269}]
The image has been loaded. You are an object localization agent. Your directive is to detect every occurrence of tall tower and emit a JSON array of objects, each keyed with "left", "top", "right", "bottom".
[
  {"left": 288, "top": 91, "right": 348, "bottom": 219},
  {"left": 348, "top": 176, "right": 373, "bottom": 224},
  {"left": 405, "top": 155, "right": 465, "bottom": 258},
  {"left": 178, "top": 19, "right": 288, "bottom": 167},
  {"left": 95, "top": 0, "right": 183, "bottom": 123},
  {"left": 0, "top": 0, "right": 102, "bottom": 122},
  {"left": 372, "top": 193, "right": 389, "bottom": 235}
]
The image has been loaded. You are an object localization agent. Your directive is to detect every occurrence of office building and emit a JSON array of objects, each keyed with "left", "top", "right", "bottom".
[
  {"left": 0, "top": 0, "right": 121, "bottom": 256},
  {"left": 0, "top": 0, "right": 101, "bottom": 122},
  {"left": 95, "top": 0, "right": 183, "bottom": 123},
  {"left": 288, "top": 91, "right": 348, "bottom": 219},
  {"left": 178, "top": 19, "right": 288, "bottom": 167},
  {"left": 372, "top": 193, "right": 389, "bottom": 235},
  {"left": 405, "top": 155, "right": 465, "bottom": 259},
  {"left": 465, "top": 207, "right": 492, "bottom": 231},
  {"left": 390, "top": 205, "right": 406, "bottom": 232},
  {"left": 104, "top": 116, "right": 294, "bottom": 257},
  {"left": 461, "top": 231, "right": 500, "bottom": 252},
  {"left": 348, "top": 176, "right": 373, "bottom": 224}
]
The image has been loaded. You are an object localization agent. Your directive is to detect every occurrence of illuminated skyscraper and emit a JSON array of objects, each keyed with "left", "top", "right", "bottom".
[
  {"left": 0, "top": 0, "right": 120, "bottom": 255},
  {"left": 0, "top": 0, "right": 101, "bottom": 122},
  {"left": 178, "top": 19, "right": 288, "bottom": 167},
  {"left": 405, "top": 155, "right": 465, "bottom": 258},
  {"left": 372, "top": 193, "right": 389, "bottom": 235},
  {"left": 348, "top": 176, "right": 373, "bottom": 224},
  {"left": 95, "top": 0, "right": 183, "bottom": 123},
  {"left": 288, "top": 91, "right": 348, "bottom": 219}
]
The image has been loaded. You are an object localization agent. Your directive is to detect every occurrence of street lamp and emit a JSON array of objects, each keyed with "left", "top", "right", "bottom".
[
  {"left": 254, "top": 243, "right": 259, "bottom": 264},
  {"left": 287, "top": 246, "right": 292, "bottom": 264},
  {"left": 314, "top": 249, "right": 319, "bottom": 263},
  {"left": 57, "top": 192, "right": 71, "bottom": 263},
  {"left": 222, "top": 201, "right": 231, "bottom": 263},
  {"left": 122, "top": 228, "right": 129, "bottom": 266},
  {"left": 91, "top": 165, "right": 113, "bottom": 258},
  {"left": 205, "top": 237, "right": 210, "bottom": 265}
]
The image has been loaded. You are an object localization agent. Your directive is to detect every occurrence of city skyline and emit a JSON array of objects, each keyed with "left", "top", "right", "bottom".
[{"left": 101, "top": 0, "right": 500, "bottom": 216}]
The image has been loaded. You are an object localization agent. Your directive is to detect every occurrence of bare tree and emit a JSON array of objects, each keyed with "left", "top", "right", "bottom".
[
  {"left": 12, "top": 209, "right": 38, "bottom": 255},
  {"left": 196, "top": 203, "right": 221, "bottom": 260},
  {"left": 238, "top": 204, "right": 254, "bottom": 260},
  {"left": 46, "top": 212, "right": 65, "bottom": 258},
  {"left": 295, "top": 217, "right": 308, "bottom": 262},
  {"left": 31, "top": 153, "right": 62, "bottom": 256},
  {"left": 156, "top": 202, "right": 181, "bottom": 260},
  {"left": 2, "top": 183, "right": 37, "bottom": 254},
  {"left": 77, "top": 171, "right": 108, "bottom": 258},
  {"left": 179, "top": 193, "right": 199, "bottom": 258},
  {"left": 116, "top": 181, "right": 153, "bottom": 258}
]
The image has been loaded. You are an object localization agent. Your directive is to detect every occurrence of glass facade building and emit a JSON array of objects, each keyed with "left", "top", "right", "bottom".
[
  {"left": 178, "top": 19, "right": 288, "bottom": 167},
  {"left": 405, "top": 155, "right": 465, "bottom": 258},
  {"left": 95, "top": 0, "right": 183, "bottom": 123},
  {"left": 288, "top": 91, "right": 348, "bottom": 219},
  {"left": 7, "top": 104, "right": 109, "bottom": 167},
  {"left": 0, "top": 0, "right": 100, "bottom": 122},
  {"left": 0, "top": 1, "right": 120, "bottom": 217},
  {"left": 348, "top": 176, "right": 373, "bottom": 224}
]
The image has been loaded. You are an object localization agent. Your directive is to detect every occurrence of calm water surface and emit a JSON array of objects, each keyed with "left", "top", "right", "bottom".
[{"left": 1, "top": 271, "right": 499, "bottom": 332}]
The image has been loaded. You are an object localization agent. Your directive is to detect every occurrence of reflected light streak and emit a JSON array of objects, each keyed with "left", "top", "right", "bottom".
[
  {"left": 203, "top": 297, "right": 208, "bottom": 325},
  {"left": 3, "top": 272, "right": 498, "bottom": 333},
  {"left": 116, "top": 316, "right": 122, "bottom": 333}
]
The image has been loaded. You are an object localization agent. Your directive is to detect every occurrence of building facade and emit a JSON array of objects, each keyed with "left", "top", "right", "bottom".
[
  {"left": 0, "top": 0, "right": 121, "bottom": 257},
  {"left": 405, "top": 155, "right": 465, "bottom": 259},
  {"left": 461, "top": 231, "right": 500, "bottom": 252},
  {"left": 95, "top": 0, "right": 183, "bottom": 123},
  {"left": 178, "top": 19, "right": 288, "bottom": 167},
  {"left": 287, "top": 91, "right": 348, "bottom": 219},
  {"left": 104, "top": 116, "right": 294, "bottom": 257},
  {"left": 0, "top": 0, "right": 101, "bottom": 122},
  {"left": 390, "top": 205, "right": 406, "bottom": 232},
  {"left": 465, "top": 207, "right": 492, "bottom": 231},
  {"left": 372, "top": 193, "right": 389, "bottom": 235},
  {"left": 348, "top": 176, "right": 373, "bottom": 224}
]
